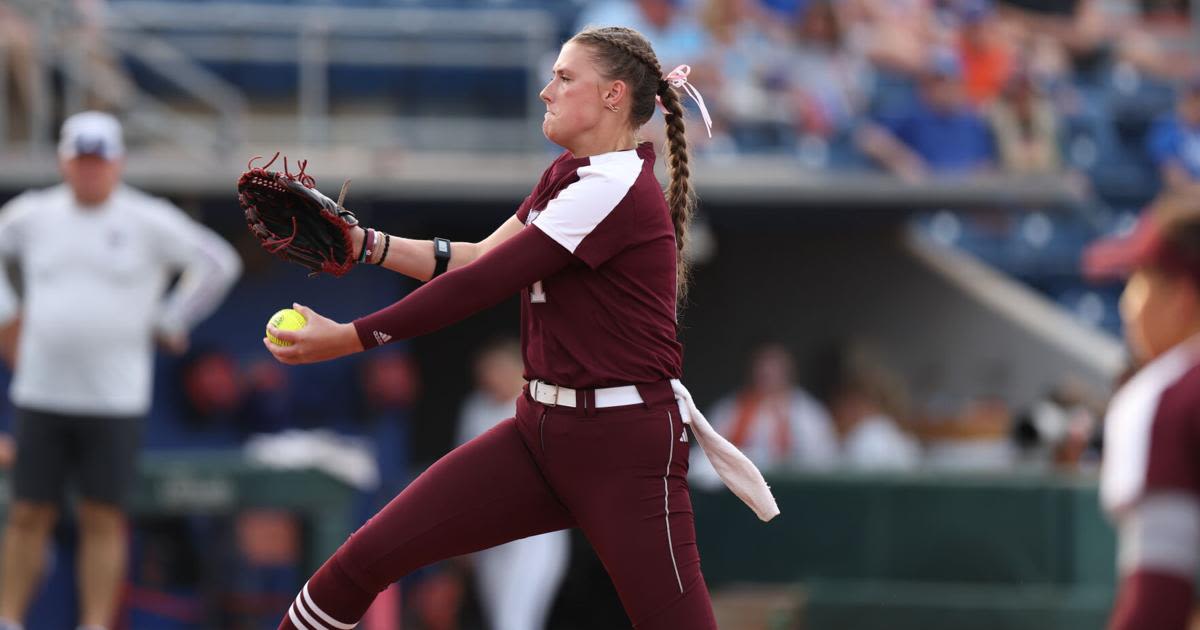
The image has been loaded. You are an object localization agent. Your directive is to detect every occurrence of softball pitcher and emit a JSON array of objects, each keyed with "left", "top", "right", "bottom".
[{"left": 265, "top": 27, "right": 777, "bottom": 630}]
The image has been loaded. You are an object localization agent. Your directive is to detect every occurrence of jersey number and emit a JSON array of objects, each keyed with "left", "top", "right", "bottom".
[{"left": 525, "top": 212, "right": 547, "bottom": 303}]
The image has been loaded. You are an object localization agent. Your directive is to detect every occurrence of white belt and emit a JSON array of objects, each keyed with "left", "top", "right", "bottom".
[
  {"left": 529, "top": 379, "right": 643, "bottom": 408},
  {"left": 531, "top": 378, "right": 781, "bottom": 523}
]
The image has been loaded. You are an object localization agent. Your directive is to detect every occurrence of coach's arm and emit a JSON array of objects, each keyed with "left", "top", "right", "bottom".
[
  {"left": 350, "top": 215, "right": 525, "bottom": 282},
  {"left": 0, "top": 192, "right": 33, "bottom": 369}
]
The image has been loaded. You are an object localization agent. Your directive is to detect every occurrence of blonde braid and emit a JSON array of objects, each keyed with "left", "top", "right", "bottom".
[{"left": 657, "top": 81, "right": 694, "bottom": 303}]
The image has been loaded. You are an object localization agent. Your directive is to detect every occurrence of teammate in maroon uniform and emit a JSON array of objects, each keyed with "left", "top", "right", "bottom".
[
  {"left": 264, "top": 27, "right": 777, "bottom": 630},
  {"left": 1085, "top": 194, "right": 1200, "bottom": 630}
]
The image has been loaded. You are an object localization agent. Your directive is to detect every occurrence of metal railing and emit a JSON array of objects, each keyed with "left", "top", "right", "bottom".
[
  {"left": 106, "top": 2, "right": 557, "bottom": 150},
  {"left": 0, "top": 0, "right": 558, "bottom": 159}
]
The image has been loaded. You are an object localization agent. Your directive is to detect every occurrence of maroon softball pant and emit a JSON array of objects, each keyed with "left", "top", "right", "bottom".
[{"left": 279, "top": 382, "right": 717, "bottom": 629}]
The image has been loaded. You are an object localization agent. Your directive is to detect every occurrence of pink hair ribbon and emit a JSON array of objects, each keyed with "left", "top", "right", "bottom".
[{"left": 657, "top": 64, "right": 713, "bottom": 138}]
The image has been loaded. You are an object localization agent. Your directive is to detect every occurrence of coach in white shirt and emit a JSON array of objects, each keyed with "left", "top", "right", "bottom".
[
  {"left": 695, "top": 344, "right": 840, "bottom": 483},
  {"left": 0, "top": 111, "right": 241, "bottom": 630}
]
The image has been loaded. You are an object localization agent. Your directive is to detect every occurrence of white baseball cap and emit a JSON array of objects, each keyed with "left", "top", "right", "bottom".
[{"left": 58, "top": 111, "right": 125, "bottom": 160}]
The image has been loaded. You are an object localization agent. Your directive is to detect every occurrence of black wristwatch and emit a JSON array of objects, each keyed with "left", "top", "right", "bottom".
[{"left": 432, "top": 238, "right": 451, "bottom": 279}]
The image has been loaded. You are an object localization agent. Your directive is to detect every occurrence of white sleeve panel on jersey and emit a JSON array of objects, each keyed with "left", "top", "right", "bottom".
[
  {"left": 1101, "top": 350, "right": 1195, "bottom": 514},
  {"left": 144, "top": 199, "right": 243, "bottom": 334},
  {"left": 1117, "top": 492, "right": 1200, "bottom": 578},
  {"left": 530, "top": 154, "right": 642, "bottom": 254}
]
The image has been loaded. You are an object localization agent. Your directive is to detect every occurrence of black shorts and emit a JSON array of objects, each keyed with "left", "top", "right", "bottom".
[{"left": 11, "top": 406, "right": 142, "bottom": 508}]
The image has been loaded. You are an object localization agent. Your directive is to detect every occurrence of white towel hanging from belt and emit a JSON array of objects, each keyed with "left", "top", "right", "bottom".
[{"left": 671, "top": 379, "right": 780, "bottom": 522}]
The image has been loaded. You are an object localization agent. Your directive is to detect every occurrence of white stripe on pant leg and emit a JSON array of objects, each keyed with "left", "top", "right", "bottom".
[
  {"left": 302, "top": 582, "right": 357, "bottom": 629},
  {"left": 288, "top": 605, "right": 314, "bottom": 630},
  {"left": 664, "top": 410, "right": 684, "bottom": 594},
  {"left": 295, "top": 593, "right": 333, "bottom": 630}
]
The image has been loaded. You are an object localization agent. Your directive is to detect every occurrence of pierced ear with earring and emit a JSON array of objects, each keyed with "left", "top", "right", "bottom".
[{"left": 607, "top": 103, "right": 620, "bottom": 112}]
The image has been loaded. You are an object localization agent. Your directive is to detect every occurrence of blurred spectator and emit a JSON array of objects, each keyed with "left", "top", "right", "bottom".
[
  {"left": 0, "top": 4, "right": 37, "bottom": 138},
  {"left": 174, "top": 348, "right": 291, "bottom": 440},
  {"left": 1146, "top": 75, "right": 1200, "bottom": 193},
  {"left": 1112, "top": 26, "right": 1171, "bottom": 82},
  {"left": 456, "top": 339, "right": 568, "bottom": 630},
  {"left": 1012, "top": 378, "right": 1101, "bottom": 470},
  {"left": 69, "top": 0, "right": 135, "bottom": 111},
  {"left": 858, "top": 49, "right": 996, "bottom": 180},
  {"left": 786, "top": 0, "right": 872, "bottom": 144},
  {"left": 988, "top": 70, "right": 1063, "bottom": 174},
  {"left": 1024, "top": 32, "right": 1073, "bottom": 84},
  {"left": 810, "top": 340, "right": 921, "bottom": 471},
  {"left": 840, "top": 0, "right": 943, "bottom": 75},
  {"left": 697, "top": 0, "right": 787, "bottom": 150},
  {"left": 957, "top": 0, "right": 1016, "bottom": 105},
  {"left": 1001, "top": 0, "right": 1114, "bottom": 85},
  {"left": 697, "top": 342, "right": 838, "bottom": 479},
  {"left": 574, "top": 0, "right": 711, "bottom": 69}
]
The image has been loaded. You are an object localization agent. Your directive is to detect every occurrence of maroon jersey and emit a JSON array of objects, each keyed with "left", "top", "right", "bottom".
[
  {"left": 515, "top": 142, "right": 682, "bottom": 389},
  {"left": 1101, "top": 335, "right": 1200, "bottom": 630},
  {"left": 353, "top": 142, "right": 682, "bottom": 389}
]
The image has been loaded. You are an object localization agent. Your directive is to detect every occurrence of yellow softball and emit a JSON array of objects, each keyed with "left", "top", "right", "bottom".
[{"left": 266, "top": 308, "right": 307, "bottom": 346}]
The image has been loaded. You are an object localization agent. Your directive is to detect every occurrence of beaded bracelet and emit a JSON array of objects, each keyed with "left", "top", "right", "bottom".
[{"left": 374, "top": 233, "right": 391, "bottom": 266}]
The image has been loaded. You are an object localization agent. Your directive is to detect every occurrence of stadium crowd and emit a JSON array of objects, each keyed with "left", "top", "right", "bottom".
[{"left": 563, "top": 0, "right": 1191, "bottom": 185}]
